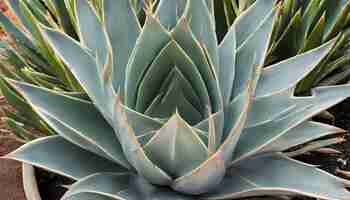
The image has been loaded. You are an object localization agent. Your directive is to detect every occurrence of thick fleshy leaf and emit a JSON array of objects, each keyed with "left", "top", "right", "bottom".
[
  {"left": 246, "top": 89, "right": 294, "bottom": 128},
  {"left": 118, "top": 104, "right": 163, "bottom": 137},
  {"left": 146, "top": 87, "right": 247, "bottom": 195},
  {"left": 143, "top": 114, "right": 209, "bottom": 178},
  {"left": 145, "top": 72, "right": 203, "bottom": 125},
  {"left": 171, "top": 152, "right": 226, "bottom": 195},
  {"left": 218, "top": 24, "right": 236, "bottom": 105},
  {"left": 287, "top": 137, "right": 345, "bottom": 157},
  {"left": 171, "top": 17, "right": 222, "bottom": 112},
  {"left": 262, "top": 121, "right": 346, "bottom": 153},
  {"left": 63, "top": 173, "right": 193, "bottom": 200},
  {"left": 231, "top": 4, "right": 276, "bottom": 98},
  {"left": 183, "top": 0, "right": 219, "bottom": 72},
  {"left": 156, "top": 0, "right": 187, "bottom": 29},
  {"left": 219, "top": 86, "right": 251, "bottom": 164},
  {"left": 75, "top": 0, "right": 108, "bottom": 68},
  {"left": 232, "top": 85, "right": 350, "bottom": 164},
  {"left": 204, "top": 153, "right": 350, "bottom": 200},
  {"left": 103, "top": 0, "right": 141, "bottom": 91},
  {"left": 63, "top": 173, "right": 139, "bottom": 200},
  {"left": 134, "top": 41, "right": 209, "bottom": 116},
  {"left": 9, "top": 80, "right": 130, "bottom": 169},
  {"left": 169, "top": 86, "right": 249, "bottom": 195},
  {"left": 113, "top": 96, "right": 172, "bottom": 186},
  {"left": 39, "top": 26, "right": 111, "bottom": 115},
  {"left": 156, "top": 67, "right": 203, "bottom": 113},
  {"left": 5, "top": 136, "right": 126, "bottom": 180},
  {"left": 195, "top": 111, "right": 224, "bottom": 151},
  {"left": 255, "top": 40, "right": 335, "bottom": 98},
  {"left": 248, "top": 36, "right": 335, "bottom": 127},
  {"left": 125, "top": 16, "right": 171, "bottom": 108},
  {"left": 234, "top": 0, "right": 275, "bottom": 48}
]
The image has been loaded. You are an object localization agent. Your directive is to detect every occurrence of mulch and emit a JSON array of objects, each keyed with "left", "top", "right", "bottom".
[
  {"left": 0, "top": 138, "right": 26, "bottom": 200},
  {"left": 0, "top": 97, "right": 26, "bottom": 200}
]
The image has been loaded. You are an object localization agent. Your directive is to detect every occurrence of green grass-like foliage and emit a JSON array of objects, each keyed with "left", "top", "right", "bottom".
[
  {"left": 0, "top": 0, "right": 84, "bottom": 141},
  {"left": 216, "top": 0, "right": 350, "bottom": 94},
  {"left": 3, "top": 0, "right": 350, "bottom": 199}
]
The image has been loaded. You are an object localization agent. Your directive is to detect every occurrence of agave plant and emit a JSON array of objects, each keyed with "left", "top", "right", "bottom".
[{"left": 4, "top": 0, "right": 350, "bottom": 199}]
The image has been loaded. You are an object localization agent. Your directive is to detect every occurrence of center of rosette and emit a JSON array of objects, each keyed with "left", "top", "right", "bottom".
[{"left": 132, "top": 41, "right": 214, "bottom": 125}]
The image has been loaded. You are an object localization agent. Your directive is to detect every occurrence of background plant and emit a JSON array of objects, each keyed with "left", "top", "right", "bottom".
[
  {"left": 0, "top": 0, "right": 84, "bottom": 142},
  {"left": 216, "top": 0, "right": 350, "bottom": 94}
]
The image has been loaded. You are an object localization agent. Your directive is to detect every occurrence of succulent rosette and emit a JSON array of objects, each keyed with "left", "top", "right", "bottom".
[{"left": 4, "top": 0, "right": 350, "bottom": 199}]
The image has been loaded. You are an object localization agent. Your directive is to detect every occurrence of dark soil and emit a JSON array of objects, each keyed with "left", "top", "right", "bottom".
[
  {"left": 329, "top": 99, "right": 350, "bottom": 172},
  {"left": 36, "top": 168, "right": 72, "bottom": 200},
  {"left": 0, "top": 137, "right": 26, "bottom": 200}
]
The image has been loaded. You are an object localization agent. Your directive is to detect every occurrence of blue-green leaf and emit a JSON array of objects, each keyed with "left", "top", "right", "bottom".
[
  {"left": 9, "top": 80, "right": 130, "bottom": 169},
  {"left": 232, "top": 85, "right": 350, "bottom": 164},
  {"left": 125, "top": 16, "right": 171, "bottom": 108},
  {"left": 5, "top": 136, "right": 126, "bottom": 180},
  {"left": 103, "top": 0, "right": 141, "bottom": 92},
  {"left": 204, "top": 153, "right": 350, "bottom": 200}
]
